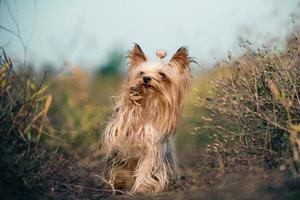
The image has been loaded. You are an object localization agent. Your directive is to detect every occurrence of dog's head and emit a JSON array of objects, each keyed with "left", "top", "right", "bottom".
[{"left": 124, "top": 43, "right": 192, "bottom": 107}]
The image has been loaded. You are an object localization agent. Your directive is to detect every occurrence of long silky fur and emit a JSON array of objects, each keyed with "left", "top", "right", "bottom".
[{"left": 102, "top": 45, "right": 192, "bottom": 193}]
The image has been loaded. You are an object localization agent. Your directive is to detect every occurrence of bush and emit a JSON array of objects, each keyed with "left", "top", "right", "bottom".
[
  {"left": 0, "top": 48, "right": 53, "bottom": 198},
  {"left": 199, "top": 35, "right": 300, "bottom": 174}
]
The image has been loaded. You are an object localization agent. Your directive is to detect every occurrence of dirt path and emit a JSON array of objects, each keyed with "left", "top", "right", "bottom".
[{"left": 42, "top": 147, "right": 300, "bottom": 199}]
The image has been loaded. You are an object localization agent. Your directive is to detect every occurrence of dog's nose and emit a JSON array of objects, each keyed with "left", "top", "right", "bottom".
[{"left": 143, "top": 76, "right": 151, "bottom": 83}]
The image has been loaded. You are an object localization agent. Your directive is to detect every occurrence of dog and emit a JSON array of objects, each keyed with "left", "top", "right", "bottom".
[{"left": 102, "top": 44, "right": 192, "bottom": 193}]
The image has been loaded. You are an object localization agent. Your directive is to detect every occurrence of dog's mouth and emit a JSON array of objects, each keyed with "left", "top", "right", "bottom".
[
  {"left": 142, "top": 83, "right": 162, "bottom": 95},
  {"left": 142, "top": 83, "right": 155, "bottom": 90},
  {"left": 129, "top": 83, "right": 158, "bottom": 97}
]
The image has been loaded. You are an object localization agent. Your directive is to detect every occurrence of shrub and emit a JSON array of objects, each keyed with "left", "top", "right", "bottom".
[
  {"left": 199, "top": 35, "right": 300, "bottom": 175},
  {"left": 0, "top": 48, "right": 53, "bottom": 198}
]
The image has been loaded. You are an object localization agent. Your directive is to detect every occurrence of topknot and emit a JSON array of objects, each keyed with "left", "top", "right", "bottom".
[{"left": 156, "top": 50, "right": 167, "bottom": 59}]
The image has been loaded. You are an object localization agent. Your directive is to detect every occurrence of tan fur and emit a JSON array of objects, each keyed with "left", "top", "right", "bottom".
[{"left": 102, "top": 44, "right": 192, "bottom": 193}]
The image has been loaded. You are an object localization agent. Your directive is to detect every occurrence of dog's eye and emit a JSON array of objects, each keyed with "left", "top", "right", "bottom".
[
  {"left": 139, "top": 71, "right": 144, "bottom": 76},
  {"left": 159, "top": 72, "right": 168, "bottom": 80}
]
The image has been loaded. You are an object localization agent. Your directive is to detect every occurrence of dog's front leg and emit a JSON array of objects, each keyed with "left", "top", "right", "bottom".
[{"left": 131, "top": 141, "right": 172, "bottom": 193}]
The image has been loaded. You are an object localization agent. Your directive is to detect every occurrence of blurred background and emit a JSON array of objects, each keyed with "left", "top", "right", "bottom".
[
  {"left": 0, "top": 0, "right": 298, "bottom": 68},
  {"left": 1, "top": 0, "right": 300, "bottom": 199}
]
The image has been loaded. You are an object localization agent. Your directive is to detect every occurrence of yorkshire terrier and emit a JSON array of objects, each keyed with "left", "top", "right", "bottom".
[{"left": 102, "top": 44, "right": 192, "bottom": 193}]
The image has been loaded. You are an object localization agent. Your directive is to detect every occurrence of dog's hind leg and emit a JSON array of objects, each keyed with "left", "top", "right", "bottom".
[{"left": 165, "top": 139, "right": 178, "bottom": 182}]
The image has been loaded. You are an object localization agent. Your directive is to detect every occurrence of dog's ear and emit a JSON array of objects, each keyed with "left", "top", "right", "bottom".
[
  {"left": 128, "top": 43, "right": 147, "bottom": 68},
  {"left": 170, "top": 47, "right": 190, "bottom": 71}
]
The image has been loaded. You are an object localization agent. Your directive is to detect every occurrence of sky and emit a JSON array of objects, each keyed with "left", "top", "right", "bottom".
[{"left": 0, "top": 0, "right": 299, "bottom": 69}]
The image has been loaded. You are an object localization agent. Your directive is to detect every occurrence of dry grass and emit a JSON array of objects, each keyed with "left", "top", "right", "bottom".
[
  {"left": 0, "top": 48, "right": 51, "bottom": 198},
  {"left": 0, "top": 49, "right": 108, "bottom": 199},
  {"left": 199, "top": 35, "right": 300, "bottom": 176}
]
